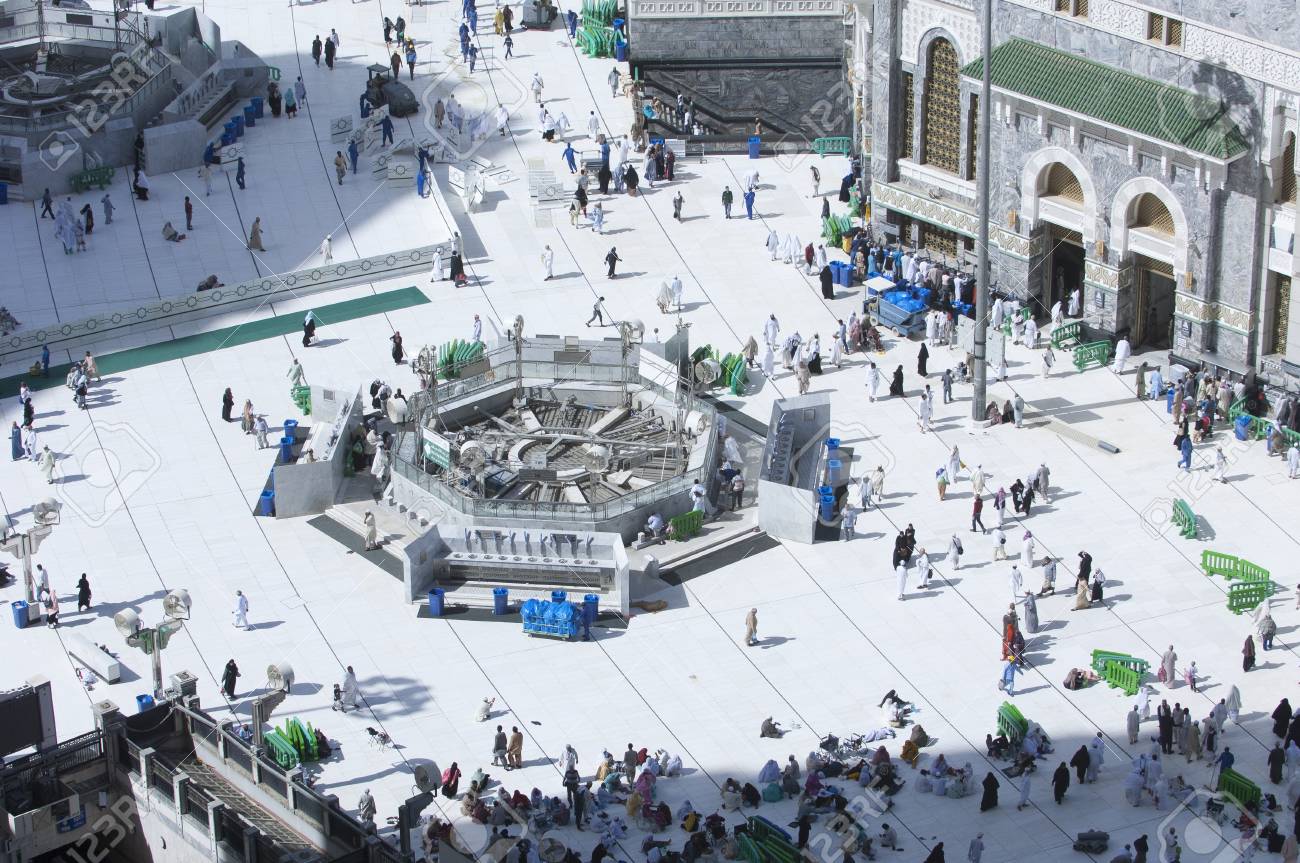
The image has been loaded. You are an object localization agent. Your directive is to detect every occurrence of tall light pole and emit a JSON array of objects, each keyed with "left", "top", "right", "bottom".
[
  {"left": 1, "top": 520, "right": 55, "bottom": 621},
  {"left": 115, "top": 590, "right": 192, "bottom": 697},
  {"left": 971, "top": 0, "right": 993, "bottom": 422}
]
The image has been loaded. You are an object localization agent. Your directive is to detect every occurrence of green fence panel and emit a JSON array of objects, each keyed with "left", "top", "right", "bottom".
[
  {"left": 1072, "top": 340, "right": 1111, "bottom": 371},
  {"left": 1102, "top": 660, "right": 1141, "bottom": 697},
  {"left": 1200, "top": 550, "right": 1239, "bottom": 578},
  {"left": 1051, "top": 321, "right": 1082, "bottom": 349},
  {"left": 1216, "top": 768, "right": 1261, "bottom": 808}
]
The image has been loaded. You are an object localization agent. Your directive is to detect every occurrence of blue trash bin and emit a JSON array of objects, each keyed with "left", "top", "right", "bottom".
[
  {"left": 221, "top": 130, "right": 234, "bottom": 147},
  {"left": 251, "top": 96, "right": 264, "bottom": 118},
  {"left": 1234, "top": 416, "right": 1252, "bottom": 441},
  {"left": 278, "top": 436, "right": 294, "bottom": 464},
  {"left": 136, "top": 694, "right": 155, "bottom": 713},
  {"left": 492, "top": 587, "right": 509, "bottom": 615},
  {"left": 825, "top": 438, "right": 841, "bottom": 452},
  {"left": 1166, "top": 388, "right": 1175, "bottom": 414},
  {"left": 748, "top": 136, "right": 761, "bottom": 159},
  {"left": 244, "top": 105, "right": 256, "bottom": 128},
  {"left": 428, "top": 588, "right": 445, "bottom": 617},
  {"left": 283, "top": 419, "right": 299, "bottom": 442},
  {"left": 583, "top": 594, "right": 599, "bottom": 625},
  {"left": 614, "top": 40, "right": 627, "bottom": 62},
  {"left": 10, "top": 600, "right": 28, "bottom": 629},
  {"left": 819, "top": 494, "right": 835, "bottom": 522},
  {"left": 551, "top": 590, "right": 567, "bottom": 604},
  {"left": 612, "top": 17, "right": 625, "bottom": 33},
  {"left": 258, "top": 490, "right": 275, "bottom": 516},
  {"left": 0, "top": 183, "right": 7, "bottom": 205}
]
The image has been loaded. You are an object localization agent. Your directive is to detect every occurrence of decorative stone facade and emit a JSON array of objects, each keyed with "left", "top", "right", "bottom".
[{"left": 862, "top": 0, "right": 1297, "bottom": 371}]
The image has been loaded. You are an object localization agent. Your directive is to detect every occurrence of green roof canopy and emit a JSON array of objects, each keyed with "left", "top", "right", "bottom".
[{"left": 960, "top": 37, "right": 1249, "bottom": 160}]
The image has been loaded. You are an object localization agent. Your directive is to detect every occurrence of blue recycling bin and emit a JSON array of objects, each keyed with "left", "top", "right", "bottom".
[
  {"left": 251, "top": 96, "right": 264, "bottom": 118},
  {"left": 1166, "top": 388, "right": 1175, "bottom": 413},
  {"left": 136, "top": 694, "right": 155, "bottom": 713},
  {"left": 825, "top": 438, "right": 841, "bottom": 452},
  {"left": 582, "top": 594, "right": 599, "bottom": 626},
  {"left": 283, "top": 419, "right": 299, "bottom": 442},
  {"left": 748, "top": 136, "right": 761, "bottom": 159},
  {"left": 551, "top": 590, "right": 567, "bottom": 604},
  {"left": 0, "top": 183, "right": 7, "bottom": 205},
  {"left": 221, "top": 130, "right": 234, "bottom": 147},
  {"left": 612, "top": 17, "right": 625, "bottom": 33},
  {"left": 614, "top": 40, "right": 626, "bottom": 61},
  {"left": 819, "top": 494, "right": 835, "bottom": 522},
  {"left": 234, "top": 114, "right": 245, "bottom": 138},
  {"left": 10, "top": 600, "right": 28, "bottom": 629},
  {"left": 1234, "top": 416, "right": 1252, "bottom": 441},
  {"left": 278, "top": 436, "right": 294, "bottom": 464},
  {"left": 492, "top": 587, "right": 509, "bottom": 615},
  {"left": 244, "top": 105, "right": 256, "bottom": 128},
  {"left": 258, "top": 490, "right": 275, "bottom": 516},
  {"left": 428, "top": 588, "right": 445, "bottom": 617},
  {"left": 827, "top": 458, "right": 843, "bottom": 485}
]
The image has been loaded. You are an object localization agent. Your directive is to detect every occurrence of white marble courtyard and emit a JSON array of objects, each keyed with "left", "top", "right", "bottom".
[{"left": 2, "top": 1, "right": 1299, "bottom": 862}]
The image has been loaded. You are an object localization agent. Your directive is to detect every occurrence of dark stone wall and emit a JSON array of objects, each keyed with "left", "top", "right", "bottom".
[{"left": 628, "top": 14, "right": 850, "bottom": 138}]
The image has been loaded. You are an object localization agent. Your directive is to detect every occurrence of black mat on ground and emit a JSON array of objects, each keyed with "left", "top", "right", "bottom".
[
  {"left": 657, "top": 533, "right": 780, "bottom": 586},
  {"left": 307, "top": 515, "right": 405, "bottom": 581}
]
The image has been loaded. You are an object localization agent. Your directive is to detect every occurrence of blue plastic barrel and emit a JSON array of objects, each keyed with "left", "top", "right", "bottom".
[
  {"left": 1234, "top": 416, "right": 1251, "bottom": 441},
  {"left": 614, "top": 40, "right": 626, "bottom": 61},
  {"left": 258, "top": 490, "right": 275, "bottom": 516},
  {"left": 251, "top": 96, "right": 264, "bottom": 118},
  {"left": 244, "top": 105, "right": 256, "bottom": 127},
  {"left": 748, "top": 136, "right": 761, "bottom": 159},
  {"left": 819, "top": 494, "right": 835, "bottom": 522},
  {"left": 278, "top": 436, "right": 294, "bottom": 464},
  {"left": 136, "top": 694, "right": 155, "bottom": 712},
  {"left": 492, "top": 587, "right": 509, "bottom": 615},
  {"left": 551, "top": 590, "right": 567, "bottom": 604},
  {"left": 10, "top": 600, "right": 27, "bottom": 629},
  {"left": 827, "top": 458, "right": 843, "bottom": 485},
  {"left": 233, "top": 114, "right": 244, "bottom": 138},
  {"left": 283, "top": 419, "right": 299, "bottom": 442},
  {"left": 221, "top": 130, "right": 234, "bottom": 147},
  {"left": 583, "top": 594, "right": 599, "bottom": 626},
  {"left": 825, "top": 438, "right": 841, "bottom": 452},
  {"left": 428, "top": 588, "right": 445, "bottom": 617}
]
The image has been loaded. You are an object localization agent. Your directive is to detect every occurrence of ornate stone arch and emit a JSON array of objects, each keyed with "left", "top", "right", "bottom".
[
  {"left": 1019, "top": 146, "right": 1099, "bottom": 244},
  {"left": 1110, "top": 176, "right": 1189, "bottom": 271},
  {"left": 914, "top": 27, "right": 966, "bottom": 70}
]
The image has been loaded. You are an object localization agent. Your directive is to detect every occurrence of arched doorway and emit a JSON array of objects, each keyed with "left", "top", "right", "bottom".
[
  {"left": 921, "top": 39, "right": 961, "bottom": 174},
  {"left": 1129, "top": 192, "right": 1177, "bottom": 349},
  {"left": 1038, "top": 163, "right": 1087, "bottom": 318}
]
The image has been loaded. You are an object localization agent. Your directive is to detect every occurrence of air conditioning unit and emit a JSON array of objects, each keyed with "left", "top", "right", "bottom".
[{"left": 169, "top": 671, "right": 199, "bottom": 698}]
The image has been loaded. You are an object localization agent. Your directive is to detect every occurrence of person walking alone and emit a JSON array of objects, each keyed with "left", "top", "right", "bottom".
[
  {"left": 232, "top": 590, "right": 250, "bottom": 630},
  {"left": 744, "top": 608, "right": 758, "bottom": 646},
  {"left": 604, "top": 247, "right": 621, "bottom": 278},
  {"left": 586, "top": 296, "right": 606, "bottom": 327}
]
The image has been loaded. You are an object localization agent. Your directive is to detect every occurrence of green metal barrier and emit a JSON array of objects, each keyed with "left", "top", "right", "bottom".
[
  {"left": 1216, "top": 768, "right": 1261, "bottom": 808},
  {"left": 1089, "top": 650, "right": 1149, "bottom": 675},
  {"left": 1072, "top": 340, "right": 1111, "bottom": 372},
  {"left": 291, "top": 384, "right": 311, "bottom": 415},
  {"left": 1050, "top": 321, "right": 1082, "bottom": 349},
  {"left": 997, "top": 701, "right": 1028, "bottom": 745},
  {"left": 670, "top": 510, "right": 703, "bottom": 540},
  {"left": 264, "top": 729, "right": 300, "bottom": 769},
  {"left": 1102, "top": 660, "right": 1141, "bottom": 697},
  {"left": 1172, "top": 499, "right": 1197, "bottom": 539},
  {"left": 1200, "top": 550, "right": 1239, "bottom": 578},
  {"left": 812, "top": 137, "right": 852, "bottom": 157},
  {"left": 1228, "top": 581, "right": 1271, "bottom": 615}
]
